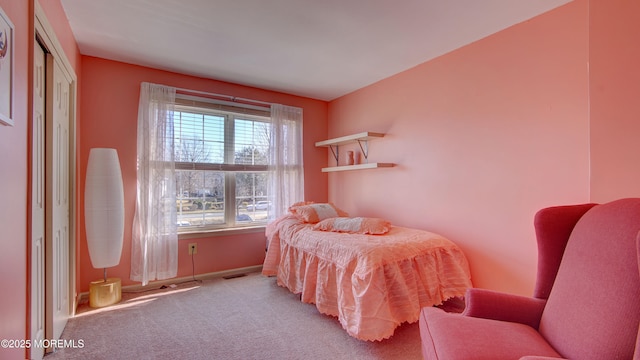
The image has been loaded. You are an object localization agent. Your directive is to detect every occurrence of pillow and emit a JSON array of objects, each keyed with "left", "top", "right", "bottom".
[
  {"left": 313, "top": 217, "right": 391, "bottom": 235},
  {"left": 288, "top": 201, "right": 314, "bottom": 213},
  {"left": 289, "top": 203, "right": 348, "bottom": 223}
]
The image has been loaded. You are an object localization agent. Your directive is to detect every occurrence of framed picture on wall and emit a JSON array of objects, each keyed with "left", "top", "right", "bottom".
[{"left": 0, "top": 5, "right": 13, "bottom": 127}]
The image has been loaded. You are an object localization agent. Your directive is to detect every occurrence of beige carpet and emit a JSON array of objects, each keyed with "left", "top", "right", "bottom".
[{"left": 45, "top": 272, "right": 424, "bottom": 359}]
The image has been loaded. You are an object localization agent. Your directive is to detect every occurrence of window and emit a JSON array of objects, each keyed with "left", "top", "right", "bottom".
[{"left": 173, "top": 98, "right": 273, "bottom": 232}]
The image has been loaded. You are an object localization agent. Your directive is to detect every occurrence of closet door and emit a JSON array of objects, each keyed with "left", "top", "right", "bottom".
[
  {"left": 45, "top": 55, "right": 72, "bottom": 343},
  {"left": 30, "top": 40, "right": 46, "bottom": 360}
]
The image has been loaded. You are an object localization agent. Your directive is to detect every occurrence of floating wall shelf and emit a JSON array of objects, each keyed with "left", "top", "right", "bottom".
[
  {"left": 315, "top": 132, "right": 394, "bottom": 172},
  {"left": 320, "top": 163, "right": 394, "bottom": 173},
  {"left": 315, "top": 132, "right": 385, "bottom": 147}
]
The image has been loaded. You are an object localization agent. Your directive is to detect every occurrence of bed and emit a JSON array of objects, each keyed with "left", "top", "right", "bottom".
[{"left": 262, "top": 203, "right": 472, "bottom": 341}]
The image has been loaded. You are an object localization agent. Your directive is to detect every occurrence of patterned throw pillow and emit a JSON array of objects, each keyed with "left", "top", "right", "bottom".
[{"left": 313, "top": 217, "right": 391, "bottom": 235}]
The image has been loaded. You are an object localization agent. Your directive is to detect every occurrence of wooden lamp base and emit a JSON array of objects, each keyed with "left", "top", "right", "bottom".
[{"left": 89, "top": 278, "right": 122, "bottom": 308}]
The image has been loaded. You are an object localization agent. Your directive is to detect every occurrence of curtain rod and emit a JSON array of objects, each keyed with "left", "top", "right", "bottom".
[{"left": 173, "top": 86, "right": 273, "bottom": 109}]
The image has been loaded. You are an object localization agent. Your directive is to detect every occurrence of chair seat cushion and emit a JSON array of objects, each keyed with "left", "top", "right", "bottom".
[{"left": 420, "top": 307, "right": 563, "bottom": 360}]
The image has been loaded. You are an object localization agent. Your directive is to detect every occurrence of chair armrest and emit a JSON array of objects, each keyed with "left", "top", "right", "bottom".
[{"left": 462, "top": 288, "right": 547, "bottom": 329}]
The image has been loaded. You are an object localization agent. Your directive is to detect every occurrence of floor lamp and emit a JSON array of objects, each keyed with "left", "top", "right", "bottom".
[{"left": 85, "top": 148, "right": 124, "bottom": 308}]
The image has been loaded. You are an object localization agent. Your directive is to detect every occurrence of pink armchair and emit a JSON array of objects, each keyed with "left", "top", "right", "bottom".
[{"left": 419, "top": 198, "right": 640, "bottom": 359}]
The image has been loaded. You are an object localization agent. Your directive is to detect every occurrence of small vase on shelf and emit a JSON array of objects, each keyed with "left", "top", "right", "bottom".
[
  {"left": 353, "top": 151, "right": 360, "bottom": 165},
  {"left": 346, "top": 151, "right": 354, "bottom": 166}
]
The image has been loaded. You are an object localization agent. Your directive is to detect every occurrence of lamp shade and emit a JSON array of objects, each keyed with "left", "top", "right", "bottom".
[{"left": 85, "top": 148, "right": 124, "bottom": 269}]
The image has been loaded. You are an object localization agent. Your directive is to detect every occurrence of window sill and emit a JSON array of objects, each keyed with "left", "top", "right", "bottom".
[{"left": 178, "top": 225, "right": 266, "bottom": 240}]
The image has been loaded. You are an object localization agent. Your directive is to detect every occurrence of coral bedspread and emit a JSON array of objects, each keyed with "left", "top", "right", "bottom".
[{"left": 262, "top": 215, "right": 472, "bottom": 341}]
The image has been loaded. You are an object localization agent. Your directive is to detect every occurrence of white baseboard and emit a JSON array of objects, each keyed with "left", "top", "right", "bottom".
[{"left": 77, "top": 265, "right": 263, "bottom": 304}]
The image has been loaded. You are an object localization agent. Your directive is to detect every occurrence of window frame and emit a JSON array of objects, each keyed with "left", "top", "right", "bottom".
[{"left": 172, "top": 96, "right": 272, "bottom": 234}]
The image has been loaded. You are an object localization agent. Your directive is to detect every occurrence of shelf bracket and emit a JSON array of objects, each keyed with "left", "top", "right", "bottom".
[
  {"left": 329, "top": 145, "right": 339, "bottom": 165},
  {"left": 356, "top": 140, "right": 369, "bottom": 162}
]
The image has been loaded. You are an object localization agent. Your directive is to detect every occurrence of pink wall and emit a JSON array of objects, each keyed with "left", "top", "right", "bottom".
[
  {"left": 327, "top": 1, "right": 590, "bottom": 295},
  {"left": 0, "top": 1, "right": 30, "bottom": 358},
  {"left": 78, "top": 57, "right": 328, "bottom": 292},
  {"left": 589, "top": 0, "right": 640, "bottom": 202}
]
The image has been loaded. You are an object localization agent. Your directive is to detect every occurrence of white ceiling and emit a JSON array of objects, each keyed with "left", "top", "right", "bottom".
[{"left": 60, "top": 0, "right": 572, "bottom": 101}]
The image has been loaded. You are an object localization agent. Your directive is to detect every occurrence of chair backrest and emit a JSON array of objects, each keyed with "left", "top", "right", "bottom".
[
  {"left": 533, "top": 203, "right": 597, "bottom": 299},
  {"left": 538, "top": 198, "right": 640, "bottom": 359}
]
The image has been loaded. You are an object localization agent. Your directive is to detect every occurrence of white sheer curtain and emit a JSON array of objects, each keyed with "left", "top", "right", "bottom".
[
  {"left": 268, "top": 104, "right": 304, "bottom": 220},
  {"left": 131, "top": 82, "right": 178, "bottom": 286}
]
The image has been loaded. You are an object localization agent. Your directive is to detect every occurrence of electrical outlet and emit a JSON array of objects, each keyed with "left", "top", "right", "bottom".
[{"left": 188, "top": 243, "right": 197, "bottom": 255}]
